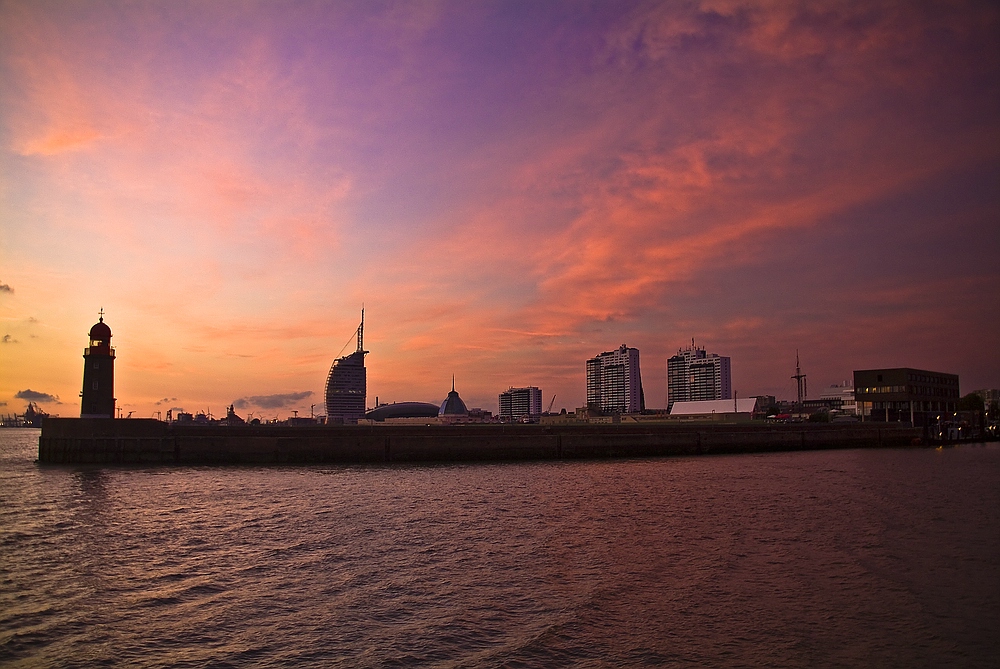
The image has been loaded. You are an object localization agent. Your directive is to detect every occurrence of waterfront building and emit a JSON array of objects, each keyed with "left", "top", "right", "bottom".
[
  {"left": 325, "top": 312, "right": 368, "bottom": 424},
  {"left": 819, "top": 382, "right": 856, "bottom": 415},
  {"left": 81, "top": 310, "right": 116, "bottom": 419},
  {"left": 972, "top": 388, "right": 1000, "bottom": 409},
  {"left": 365, "top": 402, "right": 440, "bottom": 422},
  {"left": 666, "top": 341, "right": 731, "bottom": 409},
  {"left": 755, "top": 395, "right": 777, "bottom": 411},
  {"left": 586, "top": 344, "right": 643, "bottom": 414},
  {"left": 668, "top": 398, "right": 758, "bottom": 422},
  {"left": 498, "top": 386, "right": 543, "bottom": 422},
  {"left": 439, "top": 377, "right": 470, "bottom": 424},
  {"left": 854, "top": 368, "right": 959, "bottom": 426}
]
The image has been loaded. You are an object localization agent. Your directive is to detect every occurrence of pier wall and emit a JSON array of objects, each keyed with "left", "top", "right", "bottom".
[{"left": 39, "top": 418, "right": 923, "bottom": 465}]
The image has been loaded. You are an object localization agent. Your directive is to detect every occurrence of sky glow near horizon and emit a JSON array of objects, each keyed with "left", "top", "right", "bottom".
[{"left": 1, "top": 0, "right": 998, "bottom": 417}]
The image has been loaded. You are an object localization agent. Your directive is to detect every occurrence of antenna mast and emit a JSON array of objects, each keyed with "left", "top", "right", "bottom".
[
  {"left": 357, "top": 307, "right": 364, "bottom": 353},
  {"left": 792, "top": 350, "right": 807, "bottom": 405}
]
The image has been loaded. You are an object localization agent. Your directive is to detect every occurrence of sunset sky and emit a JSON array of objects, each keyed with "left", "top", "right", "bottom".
[{"left": 2, "top": 0, "right": 998, "bottom": 419}]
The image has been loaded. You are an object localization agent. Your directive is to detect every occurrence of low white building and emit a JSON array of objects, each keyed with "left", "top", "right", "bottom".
[
  {"left": 668, "top": 398, "right": 758, "bottom": 416},
  {"left": 819, "top": 382, "right": 856, "bottom": 415}
]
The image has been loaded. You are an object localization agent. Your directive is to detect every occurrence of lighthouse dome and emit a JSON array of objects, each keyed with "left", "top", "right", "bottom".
[{"left": 89, "top": 319, "right": 112, "bottom": 341}]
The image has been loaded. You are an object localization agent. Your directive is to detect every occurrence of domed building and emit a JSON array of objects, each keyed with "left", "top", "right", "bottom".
[
  {"left": 364, "top": 401, "right": 440, "bottom": 423},
  {"left": 438, "top": 377, "right": 469, "bottom": 423}
]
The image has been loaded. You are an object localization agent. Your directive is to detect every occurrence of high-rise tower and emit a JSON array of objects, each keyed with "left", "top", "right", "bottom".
[
  {"left": 666, "top": 340, "right": 731, "bottom": 409},
  {"left": 586, "top": 344, "right": 643, "bottom": 414},
  {"left": 81, "top": 310, "right": 116, "bottom": 418},
  {"left": 498, "top": 386, "right": 543, "bottom": 422},
  {"left": 324, "top": 310, "right": 368, "bottom": 424}
]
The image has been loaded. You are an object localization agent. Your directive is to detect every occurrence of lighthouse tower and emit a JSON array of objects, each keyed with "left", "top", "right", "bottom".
[{"left": 81, "top": 310, "right": 116, "bottom": 418}]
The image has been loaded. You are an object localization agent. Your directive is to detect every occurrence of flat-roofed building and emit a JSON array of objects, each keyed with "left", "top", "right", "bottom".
[
  {"left": 667, "top": 342, "right": 731, "bottom": 409},
  {"left": 854, "top": 368, "right": 959, "bottom": 426},
  {"left": 499, "top": 386, "right": 542, "bottom": 422},
  {"left": 586, "top": 344, "right": 643, "bottom": 414},
  {"left": 819, "top": 382, "right": 857, "bottom": 415},
  {"left": 668, "top": 398, "right": 758, "bottom": 419}
]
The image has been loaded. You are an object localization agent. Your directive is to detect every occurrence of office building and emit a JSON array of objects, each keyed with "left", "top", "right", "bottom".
[
  {"left": 325, "top": 312, "right": 368, "bottom": 424},
  {"left": 499, "top": 386, "right": 542, "bottom": 422},
  {"left": 666, "top": 342, "right": 731, "bottom": 409},
  {"left": 854, "top": 368, "right": 959, "bottom": 426},
  {"left": 586, "top": 344, "right": 643, "bottom": 414}
]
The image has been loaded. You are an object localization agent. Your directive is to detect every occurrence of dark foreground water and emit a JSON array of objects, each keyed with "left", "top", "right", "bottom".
[{"left": 1, "top": 430, "right": 998, "bottom": 668}]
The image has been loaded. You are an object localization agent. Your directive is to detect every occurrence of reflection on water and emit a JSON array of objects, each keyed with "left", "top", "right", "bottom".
[{"left": 1, "top": 429, "right": 998, "bottom": 667}]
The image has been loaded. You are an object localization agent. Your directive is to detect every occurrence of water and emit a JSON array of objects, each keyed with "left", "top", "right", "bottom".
[{"left": 1, "top": 429, "right": 997, "bottom": 668}]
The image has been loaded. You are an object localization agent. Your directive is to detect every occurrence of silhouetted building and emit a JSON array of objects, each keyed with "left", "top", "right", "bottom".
[
  {"left": 972, "top": 388, "right": 999, "bottom": 408},
  {"left": 325, "top": 311, "right": 368, "bottom": 424},
  {"left": 365, "top": 402, "right": 440, "bottom": 422},
  {"left": 854, "top": 368, "right": 959, "bottom": 426},
  {"left": 222, "top": 405, "right": 245, "bottom": 426},
  {"left": 499, "top": 386, "right": 542, "bottom": 422},
  {"left": 81, "top": 310, "right": 116, "bottom": 418},
  {"left": 667, "top": 341, "right": 731, "bottom": 409},
  {"left": 439, "top": 377, "right": 469, "bottom": 418},
  {"left": 587, "top": 344, "right": 643, "bottom": 414}
]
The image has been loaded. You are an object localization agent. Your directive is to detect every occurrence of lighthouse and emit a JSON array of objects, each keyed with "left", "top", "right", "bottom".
[{"left": 80, "top": 310, "right": 116, "bottom": 418}]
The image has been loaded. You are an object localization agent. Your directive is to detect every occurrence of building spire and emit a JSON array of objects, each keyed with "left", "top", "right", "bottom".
[
  {"left": 452, "top": 375, "right": 456, "bottom": 392},
  {"left": 357, "top": 307, "right": 364, "bottom": 353},
  {"left": 98, "top": 307, "right": 105, "bottom": 323}
]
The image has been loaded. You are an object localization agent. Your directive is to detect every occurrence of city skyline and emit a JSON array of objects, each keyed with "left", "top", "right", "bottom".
[{"left": 1, "top": 1, "right": 998, "bottom": 418}]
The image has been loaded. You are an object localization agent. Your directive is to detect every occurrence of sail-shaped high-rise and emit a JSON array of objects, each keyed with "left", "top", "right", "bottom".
[{"left": 324, "top": 311, "right": 368, "bottom": 424}]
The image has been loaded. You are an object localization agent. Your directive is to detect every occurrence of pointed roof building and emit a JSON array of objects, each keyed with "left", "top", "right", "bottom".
[{"left": 439, "top": 377, "right": 469, "bottom": 417}]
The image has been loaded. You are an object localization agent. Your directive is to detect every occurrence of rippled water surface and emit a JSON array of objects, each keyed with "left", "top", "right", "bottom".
[{"left": 2, "top": 429, "right": 998, "bottom": 667}]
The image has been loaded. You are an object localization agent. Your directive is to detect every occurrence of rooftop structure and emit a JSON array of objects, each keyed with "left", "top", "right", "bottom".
[
  {"left": 325, "top": 311, "right": 368, "bottom": 424},
  {"left": 666, "top": 341, "right": 731, "bottom": 409},
  {"left": 586, "top": 344, "right": 643, "bottom": 414}
]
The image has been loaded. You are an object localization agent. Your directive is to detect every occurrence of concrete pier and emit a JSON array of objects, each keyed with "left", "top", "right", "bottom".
[{"left": 38, "top": 418, "right": 924, "bottom": 466}]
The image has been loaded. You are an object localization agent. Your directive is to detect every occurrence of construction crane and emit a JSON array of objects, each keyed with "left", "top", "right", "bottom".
[{"left": 547, "top": 394, "right": 557, "bottom": 413}]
